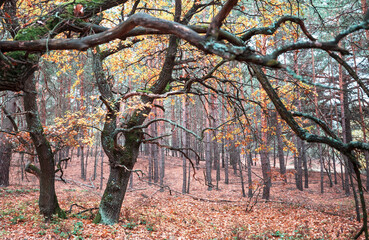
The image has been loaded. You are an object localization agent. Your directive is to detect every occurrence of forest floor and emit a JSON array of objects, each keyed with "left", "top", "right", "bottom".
[{"left": 0, "top": 152, "right": 366, "bottom": 239}]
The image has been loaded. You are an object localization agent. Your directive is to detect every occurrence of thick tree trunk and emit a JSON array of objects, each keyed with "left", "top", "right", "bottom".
[
  {"left": 93, "top": 91, "right": 143, "bottom": 224},
  {"left": 0, "top": 92, "right": 16, "bottom": 186},
  {"left": 260, "top": 150, "right": 271, "bottom": 199},
  {"left": 23, "top": 76, "right": 63, "bottom": 220},
  {"left": 229, "top": 142, "right": 238, "bottom": 175},
  {"left": 93, "top": 29, "right": 180, "bottom": 223}
]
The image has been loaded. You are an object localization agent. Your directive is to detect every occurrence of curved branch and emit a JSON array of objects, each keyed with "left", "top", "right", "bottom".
[
  {"left": 115, "top": 118, "right": 202, "bottom": 141},
  {"left": 270, "top": 41, "right": 350, "bottom": 59},
  {"left": 241, "top": 15, "right": 316, "bottom": 42},
  {"left": 206, "top": 0, "right": 238, "bottom": 38},
  {"left": 0, "top": 13, "right": 278, "bottom": 67},
  {"left": 333, "top": 21, "right": 369, "bottom": 44},
  {"left": 0, "top": 13, "right": 204, "bottom": 52},
  {"left": 121, "top": 90, "right": 184, "bottom": 101}
]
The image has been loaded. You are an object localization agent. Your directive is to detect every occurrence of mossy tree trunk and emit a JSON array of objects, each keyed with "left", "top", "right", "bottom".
[
  {"left": 92, "top": 31, "right": 180, "bottom": 224},
  {"left": 92, "top": 49, "right": 147, "bottom": 224},
  {"left": 92, "top": 0, "right": 198, "bottom": 224}
]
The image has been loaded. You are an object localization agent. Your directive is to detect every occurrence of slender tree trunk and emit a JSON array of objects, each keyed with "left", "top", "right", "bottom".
[
  {"left": 319, "top": 144, "right": 324, "bottom": 193},
  {"left": 182, "top": 97, "right": 187, "bottom": 194},
  {"left": 205, "top": 130, "right": 212, "bottom": 190},
  {"left": 212, "top": 96, "right": 220, "bottom": 189},
  {"left": 260, "top": 66, "right": 271, "bottom": 199},
  {"left": 327, "top": 153, "right": 333, "bottom": 188},
  {"left": 85, "top": 146, "right": 89, "bottom": 180},
  {"left": 205, "top": 100, "right": 212, "bottom": 190},
  {"left": 239, "top": 154, "right": 246, "bottom": 197},
  {"left": 20, "top": 153, "right": 25, "bottom": 181},
  {"left": 187, "top": 161, "right": 191, "bottom": 194},
  {"left": 274, "top": 112, "right": 286, "bottom": 181},
  {"left": 100, "top": 147, "right": 104, "bottom": 190},
  {"left": 302, "top": 141, "right": 308, "bottom": 188},
  {"left": 0, "top": 91, "right": 16, "bottom": 186},
  {"left": 93, "top": 144, "right": 99, "bottom": 180},
  {"left": 332, "top": 150, "right": 337, "bottom": 185},
  {"left": 153, "top": 127, "right": 159, "bottom": 183},
  {"left": 80, "top": 146, "right": 85, "bottom": 180},
  {"left": 295, "top": 138, "right": 303, "bottom": 191},
  {"left": 247, "top": 151, "right": 253, "bottom": 198},
  {"left": 171, "top": 102, "right": 178, "bottom": 157},
  {"left": 224, "top": 140, "right": 229, "bottom": 184},
  {"left": 159, "top": 100, "right": 165, "bottom": 192}
]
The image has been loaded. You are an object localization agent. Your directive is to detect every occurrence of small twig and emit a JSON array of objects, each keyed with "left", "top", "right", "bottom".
[{"left": 67, "top": 203, "right": 98, "bottom": 216}]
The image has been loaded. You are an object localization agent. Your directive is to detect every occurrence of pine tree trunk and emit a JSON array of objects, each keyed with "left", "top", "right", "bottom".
[
  {"left": 85, "top": 146, "right": 89, "bottom": 180},
  {"left": 301, "top": 141, "right": 308, "bottom": 188},
  {"left": 153, "top": 110, "right": 159, "bottom": 183},
  {"left": 224, "top": 139, "right": 229, "bottom": 184},
  {"left": 100, "top": 147, "right": 104, "bottom": 190},
  {"left": 332, "top": 150, "right": 337, "bottom": 185},
  {"left": 93, "top": 144, "right": 99, "bottom": 180},
  {"left": 274, "top": 112, "right": 286, "bottom": 181},
  {"left": 319, "top": 144, "right": 324, "bottom": 193},
  {"left": 80, "top": 146, "right": 85, "bottom": 180},
  {"left": 247, "top": 151, "right": 253, "bottom": 198},
  {"left": 182, "top": 98, "right": 187, "bottom": 193},
  {"left": 295, "top": 138, "right": 303, "bottom": 191},
  {"left": 238, "top": 155, "right": 246, "bottom": 197},
  {"left": 260, "top": 150, "right": 271, "bottom": 199},
  {"left": 205, "top": 130, "right": 212, "bottom": 190},
  {"left": 159, "top": 100, "right": 165, "bottom": 192}
]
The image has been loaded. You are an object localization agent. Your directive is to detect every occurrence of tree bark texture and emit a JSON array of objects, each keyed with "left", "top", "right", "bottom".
[
  {"left": 0, "top": 91, "right": 16, "bottom": 186},
  {"left": 93, "top": 31, "right": 179, "bottom": 224},
  {"left": 274, "top": 112, "right": 286, "bottom": 180},
  {"left": 23, "top": 75, "right": 63, "bottom": 220}
]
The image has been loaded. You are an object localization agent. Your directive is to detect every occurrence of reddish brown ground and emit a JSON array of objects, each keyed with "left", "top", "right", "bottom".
[{"left": 0, "top": 152, "right": 366, "bottom": 239}]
